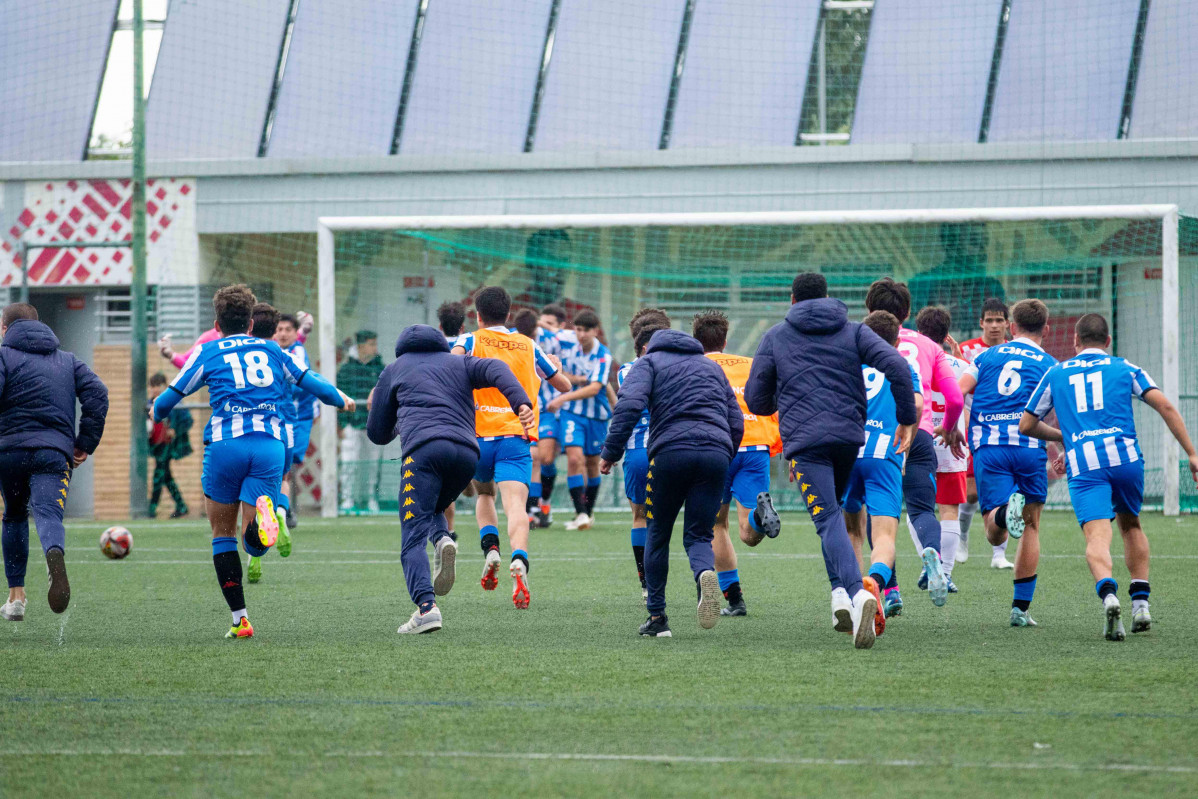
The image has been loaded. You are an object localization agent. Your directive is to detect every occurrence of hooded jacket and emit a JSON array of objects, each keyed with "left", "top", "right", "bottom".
[
  {"left": 601, "top": 328, "right": 744, "bottom": 462},
  {"left": 366, "top": 324, "right": 531, "bottom": 456},
  {"left": 0, "top": 320, "right": 109, "bottom": 458},
  {"left": 744, "top": 298, "right": 917, "bottom": 458}
]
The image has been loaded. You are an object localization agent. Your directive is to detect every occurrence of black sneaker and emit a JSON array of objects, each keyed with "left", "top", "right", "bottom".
[
  {"left": 638, "top": 614, "right": 672, "bottom": 637},
  {"left": 286, "top": 509, "right": 298, "bottom": 529},
  {"left": 170, "top": 507, "right": 189, "bottom": 519},
  {"left": 721, "top": 597, "right": 747, "bottom": 617},
  {"left": 45, "top": 548, "right": 70, "bottom": 614},
  {"left": 754, "top": 492, "right": 781, "bottom": 539},
  {"left": 538, "top": 512, "right": 553, "bottom": 529}
]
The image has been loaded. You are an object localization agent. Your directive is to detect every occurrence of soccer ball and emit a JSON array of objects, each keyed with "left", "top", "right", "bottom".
[{"left": 100, "top": 526, "right": 133, "bottom": 559}]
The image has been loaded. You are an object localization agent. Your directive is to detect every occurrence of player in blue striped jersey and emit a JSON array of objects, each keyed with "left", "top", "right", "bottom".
[
  {"left": 955, "top": 299, "right": 1056, "bottom": 627},
  {"left": 436, "top": 301, "right": 471, "bottom": 537},
  {"left": 531, "top": 304, "right": 568, "bottom": 526},
  {"left": 546, "top": 310, "right": 614, "bottom": 530},
  {"left": 842, "top": 312, "right": 923, "bottom": 626},
  {"left": 1022, "top": 313, "right": 1198, "bottom": 640},
  {"left": 152, "top": 286, "right": 351, "bottom": 640},
  {"left": 274, "top": 314, "right": 314, "bottom": 530}
]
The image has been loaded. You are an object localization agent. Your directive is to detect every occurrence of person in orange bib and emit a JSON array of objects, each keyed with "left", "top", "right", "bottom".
[
  {"left": 452, "top": 287, "right": 570, "bottom": 609},
  {"left": 692, "top": 311, "right": 783, "bottom": 617}
]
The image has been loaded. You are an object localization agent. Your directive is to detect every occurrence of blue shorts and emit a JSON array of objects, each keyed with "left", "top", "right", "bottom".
[
  {"left": 623, "top": 447, "right": 649, "bottom": 504},
  {"left": 202, "top": 435, "right": 285, "bottom": 507},
  {"left": 281, "top": 423, "right": 295, "bottom": 474},
  {"left": 291, "top": 421, "right": 313, "bottom": 466},
  {"left": 722, "top": 449, "right": 771, "bottom": 508},
  {"left": 538, "top": 412, "right": 561, "bottom": 442},
  {"left": 972, "top": 445, "right": 1047, "bottom": 514},
  {"left": 561, "top": 412, "right": 607, "bottom": 457},
  {"left": 474, "top": 436, "right": 533, "bottom": 485},
  {"left": 841, "top": 456, "right": 904, "bottom": 519},
  {"left": 1068, "top": 461, "right": 1144, "bottom": 525}
]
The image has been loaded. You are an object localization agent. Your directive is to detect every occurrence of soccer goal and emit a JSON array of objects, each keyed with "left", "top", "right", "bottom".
[{"left": 316, "top": 205, "right": 1194, "bottom": 519}]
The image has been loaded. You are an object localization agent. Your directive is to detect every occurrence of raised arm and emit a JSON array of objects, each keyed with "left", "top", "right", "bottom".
[
  {"left": 600, "top": 359, "right": 653, "bottom": 464},
  {"left": 744, "top": 334, "right": 778, "bottom": 416},
  {"left": 857, "top": 326, "right": 917, "bottom": 425}
]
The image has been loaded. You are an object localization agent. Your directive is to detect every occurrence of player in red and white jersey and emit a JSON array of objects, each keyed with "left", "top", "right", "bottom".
[{"left": 957, "top": 297, "right": 1014, "bottom": 569}]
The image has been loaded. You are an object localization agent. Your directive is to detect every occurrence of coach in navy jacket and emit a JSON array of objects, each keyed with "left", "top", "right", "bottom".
[
  {"left": 0, "top": 304, "right": 109, "bottom": 620},
  {"left": 744, "top": 273, "right": 917, "bottom": 649},
  {"left": 366, "top": 324, "right": 532, "bottom": 628},
  {"left": 600, "top": 328, "right": 743, "bottom": 635}
]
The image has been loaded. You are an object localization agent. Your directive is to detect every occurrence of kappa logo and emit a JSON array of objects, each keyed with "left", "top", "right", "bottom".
[
  {"left": 645, "top": 484, "right": 652, "bottom": 493},
  {"left": 806, "top": 494, "right": 816, "bottom": 505},
  {"left": 811, "top": 505, "right": 824, "bottom": 517},
  {"left": 403, "top": 498, "right": 414, "bottom": 507},
  {"left": 404, "top": 511, "right": 414, "bottom": 521},
  {"left": 646, "top": 511, "right": 653, "bottom": 520},
  {"left": 800, "top": 483, "right": 810, "bottom": 493},
  {"left": 403, "top": 470, "right": 413, "bottom": 478},
  {"left": 403, "top": 483, "right": 413, "bottom": 493},
  {"left": 645, "top": 497, "right": 652, "bottom": 506},
  {"left": 404, "top": 457, "right": 415, "bottom": 465},
  {"left": 646, "top": 471, "right": 653, "bottom": 479}
]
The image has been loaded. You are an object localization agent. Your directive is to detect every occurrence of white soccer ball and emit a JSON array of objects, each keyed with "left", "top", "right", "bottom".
[{"left": 100, "top": 526, "right": 133, "bottom": 560}]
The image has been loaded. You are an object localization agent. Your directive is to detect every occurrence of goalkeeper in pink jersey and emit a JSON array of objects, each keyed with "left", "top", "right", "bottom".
[{"left": 865, "top": 279, "right": 964, "bottom": 609}]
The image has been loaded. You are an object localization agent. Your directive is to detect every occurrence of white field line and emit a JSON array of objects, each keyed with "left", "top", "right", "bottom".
[{"left": 3, "top": 746, "right": 1195, "bottom": 774}]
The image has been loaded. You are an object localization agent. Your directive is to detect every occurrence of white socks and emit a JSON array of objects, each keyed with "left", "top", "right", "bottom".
[
  {"left": 940, "top": 520, "right": 960, "bottom": 577},
  {"left": 958, "top": 500, "right": 978, "bottom": 537},
  {"left": 232, "top": 608, "right": 247, "bottom": 624},
  {"left": 993, "top": 539, "right": 1008, "bottom": 560}
]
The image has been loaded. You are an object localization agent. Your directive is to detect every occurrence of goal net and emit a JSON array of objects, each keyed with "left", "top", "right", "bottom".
[{"left": 317, "top": 206, "right": 1197, "bottom": 518}]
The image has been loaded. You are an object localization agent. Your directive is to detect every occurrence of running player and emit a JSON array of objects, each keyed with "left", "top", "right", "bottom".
[
  {"left": 546, "top": 310, "right": 613, "bottom": 530},
  {"left": 274, "top": 313, "right": 315, "bottom": 528},
  {"left": 1022, "top": 313, "right": 1198, "bottom": 640},
  {"left": 864, "top": 279, "right": 964, "bottom": 607},
  {"left": 692, "top": 310, "right": 783, "bottom": 617},
  {"left": 955, "top": 299, "right": 1056, "bottom": 628},
  {"left": 957, "top": 297, "right": 1014, "bottom": 568},
  {"left": 532, "top": 304, "right": 567, "bottom": 527},
  {"left": 152, "top": 285, "right": 351, "bottom": 639},
  {"left": 452, "top": 287, "right": 569, "bottom": 608},
  {"left": 436, "top": 300, "right": 470, "bottom": 537},
  {"left": 842, "top": 311, "right": 922, "bottom": 631}
]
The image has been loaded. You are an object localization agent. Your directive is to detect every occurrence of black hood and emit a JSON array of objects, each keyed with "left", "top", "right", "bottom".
[
  {"left": 645, "top": 328, "right": 705, "bottom": 355},
  {"left": 395, "top": 324, "right": 451, "bottom": 357},
  {"left": 785, "top": 298, "right": 848, "bottom": 334},
  {"left": 3, "top": 319, "right": 60, "bottom": 354}
]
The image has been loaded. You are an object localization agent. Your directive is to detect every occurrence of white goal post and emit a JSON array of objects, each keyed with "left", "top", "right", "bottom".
[{"left": 316, "top": 204, "right": 1182, "bottom": 518}]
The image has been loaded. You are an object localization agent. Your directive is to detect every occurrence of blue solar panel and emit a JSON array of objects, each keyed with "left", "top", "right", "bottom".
[{"left": 1129, "top": 0, "right": 1198, "bottom": 139}]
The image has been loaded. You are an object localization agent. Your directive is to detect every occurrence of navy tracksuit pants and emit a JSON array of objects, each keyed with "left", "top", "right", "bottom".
[
  {"left": 0, "top": 448, "right": 72, "bottom": 588},
  {"left": 903, "top": 429, "right": 941, "bottom": 553},
  {"left": 398, "top": 440, "right": 477, "bottom": 607},
  {"left": 644, "top": 448, "right": 730, "bottom": 615},
  {"left": 790, "top": 443, "right": 864, "bottom": 597}
]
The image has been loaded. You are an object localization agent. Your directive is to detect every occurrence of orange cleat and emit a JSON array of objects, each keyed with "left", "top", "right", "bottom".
[
  {"left": 224, "top": 617, "right": 254, "bottom": 639},
  {"left": 511, "top": 560, "right": 530, "bottom": 609},
  {"left": 480, "top": 548, "right": 500, "bottom": 591},
  {"left": 862, "top": 576, "right": 886, "bottom": 636}
]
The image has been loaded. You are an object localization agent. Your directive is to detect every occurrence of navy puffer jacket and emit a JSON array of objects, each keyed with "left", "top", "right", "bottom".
[
  {"left": 601, "top": 328, "right": 743, "bottom": 462},
  {"left": 366, "top": 324, "right": 531, "bottom": 456},
  {"left": 0, "top": 320, "right": 109, "bottom": 457},
  {"left": 744, "top": 298, "right": 916, "bottom": 458}
]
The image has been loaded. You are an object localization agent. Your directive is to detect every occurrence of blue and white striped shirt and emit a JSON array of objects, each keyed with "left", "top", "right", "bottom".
[
  {"left": 617, "top": 359, "right": 650, "bottom": 450},
  {"left": 859, "top": 364, "right": 921, "bottom": 466},
  {"left": 536, "top": 326, "right": 562, "bottom": 410},
  {"left": 966, "top": 338, "right": 1057, "bottom": 451},
  {"left": 1026, "top": 349, "right": 1158, "bottom": 477},
  {"left": 558, "top": 330, "right": 613, "bottom": 421},
  {"left": 285, "top": 341, "right": 319, "bottom": 423}
]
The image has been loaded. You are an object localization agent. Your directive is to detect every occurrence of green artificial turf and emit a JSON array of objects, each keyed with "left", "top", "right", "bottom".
[{"left": 3, "top": 511, "right": 1197, "bottom": 797}]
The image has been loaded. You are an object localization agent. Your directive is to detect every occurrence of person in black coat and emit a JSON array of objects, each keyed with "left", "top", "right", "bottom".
[
  {"left": 600, "top": 326, "right": 744, "bottom": 638},
  {"left": 0, "top": 303, "right": 108, "bottom": 623},
  {"left": 366, "top": 324, "right": 533, "bottom": 635},
  {"left": 745, "top": 273, "right": 916, "bottom": 650}
]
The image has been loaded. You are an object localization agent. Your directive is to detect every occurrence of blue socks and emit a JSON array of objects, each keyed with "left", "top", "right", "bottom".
[
  {"left": 1096, "top": 577, "right": 1118, "bottom": 601},
  {"left": 479, "top": 524, "right": 500, "bottom": 554},
  {"left": 717, "top": 569, "right": 740, "bottom": 592},
  {"left": 542, "top": 462, "right": 557, "bottom": 478},
  {"left": 566, "top": 474, "right": 585, "bottom": 490},
  {"left": 512, "top": 548, "right": 529, "bottom": 571},
  {"left": 529, "top": 482, "right": 542, "bottom": 500},
  {"left": 212, "top": 537, "right": 238, "bottom": 556},
  {"left": 868, "top": 562, "right": 893, "bottom": 589},
  {"left": 1013, "top": 574, "right": 1038, "bottom": 611},
  {"left": 630, "top": 527, "right": 647, "bottom": 548}
]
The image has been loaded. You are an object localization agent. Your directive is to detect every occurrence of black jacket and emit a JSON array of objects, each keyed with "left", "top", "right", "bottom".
[
  {"left": 366, "top": 325, "right": 531, "bottom": 456},
  {"left": 0, "top": 320, "right": 109, "bottom": 458},
  {"left": 744, "top": 298, "right": 917, "bottom": 458},
  {"left": 601, "top": 328, "right": 743, "bottom": 462}
]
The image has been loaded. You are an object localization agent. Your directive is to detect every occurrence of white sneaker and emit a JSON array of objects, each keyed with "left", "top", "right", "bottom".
[
  {"left": 696, "top": 570, "right": 720, "bottom": 630},
  {"left": 0, "top": 598, "right": 25, "bottom": 621},
  {"left": 830, "top": 587, "right": 852, "bottom": 632},
  {"left": 564, "top": 513, "right": 592, "bottom": 531},
  {"left": 850, "top": 589, "right": 877, "bottom": 649},
  {"left": 397, "top": 605, "right": 442, "bottom": 634},
  {"left": 432, "top": 536, "right": 457, "bottom": 596},
  {"left": 1104, "top": 594, "right": 1126, "bottom": 641},
  {"left": 1131, "top": 604, "right": 1152, "bottom": 633},
  {"left": 480, "top": 548, "right": 501, "bottom": 591},
  {"left": 991, "top": 555, "right": 1015, "bottom": 570}
]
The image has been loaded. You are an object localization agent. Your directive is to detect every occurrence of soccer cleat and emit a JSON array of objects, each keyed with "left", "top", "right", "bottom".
[
  {"left": 254, "top": 496, "right": 279, "bottom": 548},
  {"left": 721, "top": 597, "right": 747, "bottom": 617},
  {"left": 1131, "top": 605, "right": 1151, "bottom": 633},
  {"left": 225, "top": 617, "right": 254, "bottom": 639},
  {"left": 946, "top": 576, "right": 958, "bottom": 594},
  {"left": 0, "top": 598, "right": 25, "bottom": 621},
  {"left": 1003, "top": 492, "right": 1026, "bottom": 539},
  {"left": 511, "top": 559, "right": 531, "bottom": 609},
  {"left": 639, "top": 614, "right": 672, "bottom": 637},
  {"left": 921, "top": 547, "right": 948, "bottom": 607},
  {"left": 862, "top": 577, "right": 885, "bottom": 636},
  {"left": 246, "top": 555, "right": 262, "bottom": 584},
  {"left": 883, "top": 588, "right": 904, "bottom": 618},
  {"left": 275, "top": 507, "right": 292, "bottom": 558},
  {"left": 286, "top": 508, "right": 298, "bottom": 530},
  {"left": 696, "top": 570, "right": 721, "bottom": 629},
  {"left": 754, "top": 492, "right": 782, "bottom": 539},
  {"left": 480, "top": 548, "right": 501, "bottom": 591},
  {"left": 991, "top": 555, "right": 1015, "bottom": 570},
  {"left": 433, "top": 537, "right": 458, "bottom": 596},
  {"left": 831, "top": 587, "right": 853, "bottom": 632},
  {"left": 397, "top": 605, "right": 442, "bottom": 634},
  {"left": 1010, "top": 607, "right": 1037, "bottom": 627},
  {"left": 917, "top": 568, "right": 928, "bottom": 591},
  {"left": 564, "top": 512, "right": 592, "bottom": 531},
  {"left": 1104, "top": 594, "right": 1126, "bottom": 641},
  {"left": 538, "top": 507, "right": 554, "bottom": 528},
  {"left": 850, "top": 589, "right": 877, "bottom": 649},
  {"left": 45, "top": 548, "right": 70, "bottom": 614}
]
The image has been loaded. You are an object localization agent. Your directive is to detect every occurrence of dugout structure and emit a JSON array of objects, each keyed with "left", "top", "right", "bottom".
[{"left": 317, "top": 205, "right": 1195, "bottom": 519}]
